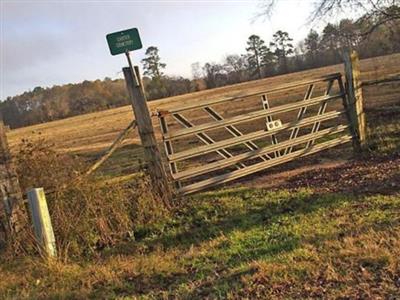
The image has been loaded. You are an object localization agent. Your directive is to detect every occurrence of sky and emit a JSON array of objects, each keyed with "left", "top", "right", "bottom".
[{"left": 1, "top": 0, "right": 331, "bottom": 99}]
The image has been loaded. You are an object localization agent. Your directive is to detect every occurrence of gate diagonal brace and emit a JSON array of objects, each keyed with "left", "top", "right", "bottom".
[
  {"left": 262, "top": 95, "right": 280, "bottom": 158},
  {"left": 306, "top": 79, "right": 335, "bottom": 148},
  {"left": 172, "top": 113, "right": 246, "bottom": 169},
  {"left": 284, "top": 83, "right": 315, "bottom": 155},
  {"left": 203, "top": 106, "right": 272, "bottom": 161},
  {"left": 155, "top": 72, "right": 352, "bottom": 195}
]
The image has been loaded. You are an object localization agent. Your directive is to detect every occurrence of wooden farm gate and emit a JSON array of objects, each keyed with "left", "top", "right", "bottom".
[{"left": 156, "top": 55, "right": 365, "bottom": 196}]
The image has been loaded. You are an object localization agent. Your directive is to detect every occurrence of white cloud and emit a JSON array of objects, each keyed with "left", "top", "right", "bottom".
[{"left": 1, "top": 0, "right": 337, "bottom": 98}]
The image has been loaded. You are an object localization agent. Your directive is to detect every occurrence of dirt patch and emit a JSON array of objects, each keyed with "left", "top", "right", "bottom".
[
  {"left": 244, "top": 159, "right": 348, "bottom": 189},
  {"left": 239, "top": 153, "right": 400, "bottom": 195}
]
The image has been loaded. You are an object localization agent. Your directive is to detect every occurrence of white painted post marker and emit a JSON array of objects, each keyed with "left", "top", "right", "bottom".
[{"left": 27, "top": 188, "right": 57, "bottom": 258}]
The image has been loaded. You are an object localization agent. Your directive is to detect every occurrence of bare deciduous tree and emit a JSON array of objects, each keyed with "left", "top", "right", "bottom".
[
  {"left": 258, "top": 0, "right": 400, "bottom": 36},
  {"left": 191, "top": 62, "right": 202, "bottom": 79},
  {"left": 224, "top": 54, "right": 250, "bottom": 83}
]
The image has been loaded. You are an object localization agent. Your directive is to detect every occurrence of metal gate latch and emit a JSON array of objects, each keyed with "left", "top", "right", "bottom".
[{"left": 266, "top": 119, "right": 283, "bottom": 131}]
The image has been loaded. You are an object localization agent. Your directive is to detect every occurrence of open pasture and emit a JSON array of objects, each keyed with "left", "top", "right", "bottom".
[
  {"left": 1, "top": 54, "right": 399, "bottom": 299},
  {"left": 6, "top": 53, "right": 400, "bottom": 178}
]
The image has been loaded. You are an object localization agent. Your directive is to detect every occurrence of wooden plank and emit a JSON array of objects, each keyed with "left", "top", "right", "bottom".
[
  {"left": 168, "top": 110, "right": 345, "bottom": 162},
  {"left": 173, "top": 124, "right": 349, "bottom": 180},
  {"left": 178, "top": 135, "right": 352, "bottom": 195},
  {"left": 164, "top": 92, "right": 344, "bottom": 140},
  {"left": 361, "top": 73, "right": 400, "bottom": 86},
  {"left": 160, "top": 73, "right": 342, "bottom": 114},
  {"left": 123, "top": 66, "right": 172, "bottom": 207}
]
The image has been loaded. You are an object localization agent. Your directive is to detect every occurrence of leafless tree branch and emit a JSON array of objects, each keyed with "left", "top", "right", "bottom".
[{"left": 256, "top": 0, "right": 400, "bottom": 36}]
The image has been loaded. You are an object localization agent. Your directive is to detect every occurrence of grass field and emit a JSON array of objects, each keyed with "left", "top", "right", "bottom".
[
  {"left": 1, "top": 186, "right": 399, "bottom": 298},
  {"left": 6, "top": 53, "right": 400, "bottom": 178},
  {"left": 1, "top": 54, "right": 399, "bottom": 299}
]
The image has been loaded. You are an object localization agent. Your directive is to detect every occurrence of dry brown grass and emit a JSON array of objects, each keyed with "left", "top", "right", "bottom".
[
  {"left": 0, "top": 188, "right": 399, "bottom": 299},
  {"left": 2, "top": 140, "right": 169, "bottom": 260},
  {"left": 7, "top": 53, "right": 400, "bottom": 156},
  {"left": 5, "top": 54, "right": 399, "bottom": 180},
  {"left": 4, "top": 54, "right": 398, "bottom": 184},
  {"left": 0, "top": 54, "right": 399, "bottom": 299}
]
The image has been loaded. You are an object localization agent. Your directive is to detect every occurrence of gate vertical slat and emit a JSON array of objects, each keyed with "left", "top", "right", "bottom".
[
  {"left": 261, "top": 95, "right": 280, "bottom": 157},
  {"left": 337, "top": 75, "right": 359, "bottom": 151},
  {"left": 284, "top": 83, "right": 315, "bottom": 155},
  {"left": 159, "top": 115, "right": 182, "bottom": 189}
]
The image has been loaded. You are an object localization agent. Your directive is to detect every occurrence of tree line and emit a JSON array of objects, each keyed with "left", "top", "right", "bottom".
[{"left": 1, "top": 7, "right": 399, "bottom": 129}]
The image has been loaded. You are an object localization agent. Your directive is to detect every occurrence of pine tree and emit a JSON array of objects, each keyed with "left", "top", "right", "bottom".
[
  {"left": 246, "top": 35, "right": 273, "bottom": 79},
  {"left": 304, "top": 29, "right": 321, "bottom": 67},
  {"left": 141, "top": 46, "right": 167, "bottom": 99},
  {"left": 270, "top": 30, "right": 294, "bottom": 73},
  {"left": 141, "top": 46, "right": 166, "bottom": 79}
]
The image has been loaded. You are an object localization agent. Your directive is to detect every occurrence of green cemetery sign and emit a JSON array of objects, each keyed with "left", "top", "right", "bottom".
[{"left": 106, "top": 28, "right": 142, "bottom": 55}]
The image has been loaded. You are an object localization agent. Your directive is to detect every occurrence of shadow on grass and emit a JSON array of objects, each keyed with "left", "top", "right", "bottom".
[
  {"left": 142, "top": 189, "right": 349, "bottom": 252},
  {"left": 89, "top": 100, "right": 400, "bottom": 298},
  {"left": 92, "top": 187, "right": 400, "bottom": 298}
]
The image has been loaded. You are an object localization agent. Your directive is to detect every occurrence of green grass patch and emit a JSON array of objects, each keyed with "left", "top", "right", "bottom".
[{"left": 2, "top": 187, "right": 399, "bottom": 299}]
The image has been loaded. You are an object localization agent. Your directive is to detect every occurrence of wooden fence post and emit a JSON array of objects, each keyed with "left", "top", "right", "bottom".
[
  {"left": 343, "top": 50, "right": 367, "bottom": 153},
  {"left": 27, "top": 188, "right": 57, "bottom": 258},
  {"left": 0, "top": 117, "right": 25, "bottom": 241},
  {"left": 123, "top": 66, "right": 172, "bottom": 207}
]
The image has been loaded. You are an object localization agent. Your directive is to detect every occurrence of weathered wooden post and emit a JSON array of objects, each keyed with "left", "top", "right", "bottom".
[
  {"left": 27, "top": 188, "right": 57, "bottom": 258},
  {"left": 0, "top": 117, "right": 25, "bottom": 241},
  {"left": 123, "top": 66, "right": 172, "bottom": 207},
  {"left": 343, "top": 50, "right": 367, "bottom": 152},
  {"left": 106, "top": 27, "right": 172, "bottom": 206}
]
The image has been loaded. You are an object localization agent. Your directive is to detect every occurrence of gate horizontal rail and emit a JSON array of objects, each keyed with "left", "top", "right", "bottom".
[
  {"left": 163, "top": 92, "right": 345, "bottom": 140},
  {"left": 156, "top": 71, "right": 360, "bottom": 196},
  {"left": 168, "top": 110, "right": 346, "bottom": 162},
  {"left": 178, "top": 135, "right": 352, "bottom": 195},
  {"left": 159, "top": 72, "right": 342, "bottom": 115},
  {"left": 172, "top": 124, "right": 349, "bottom": 181}
]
